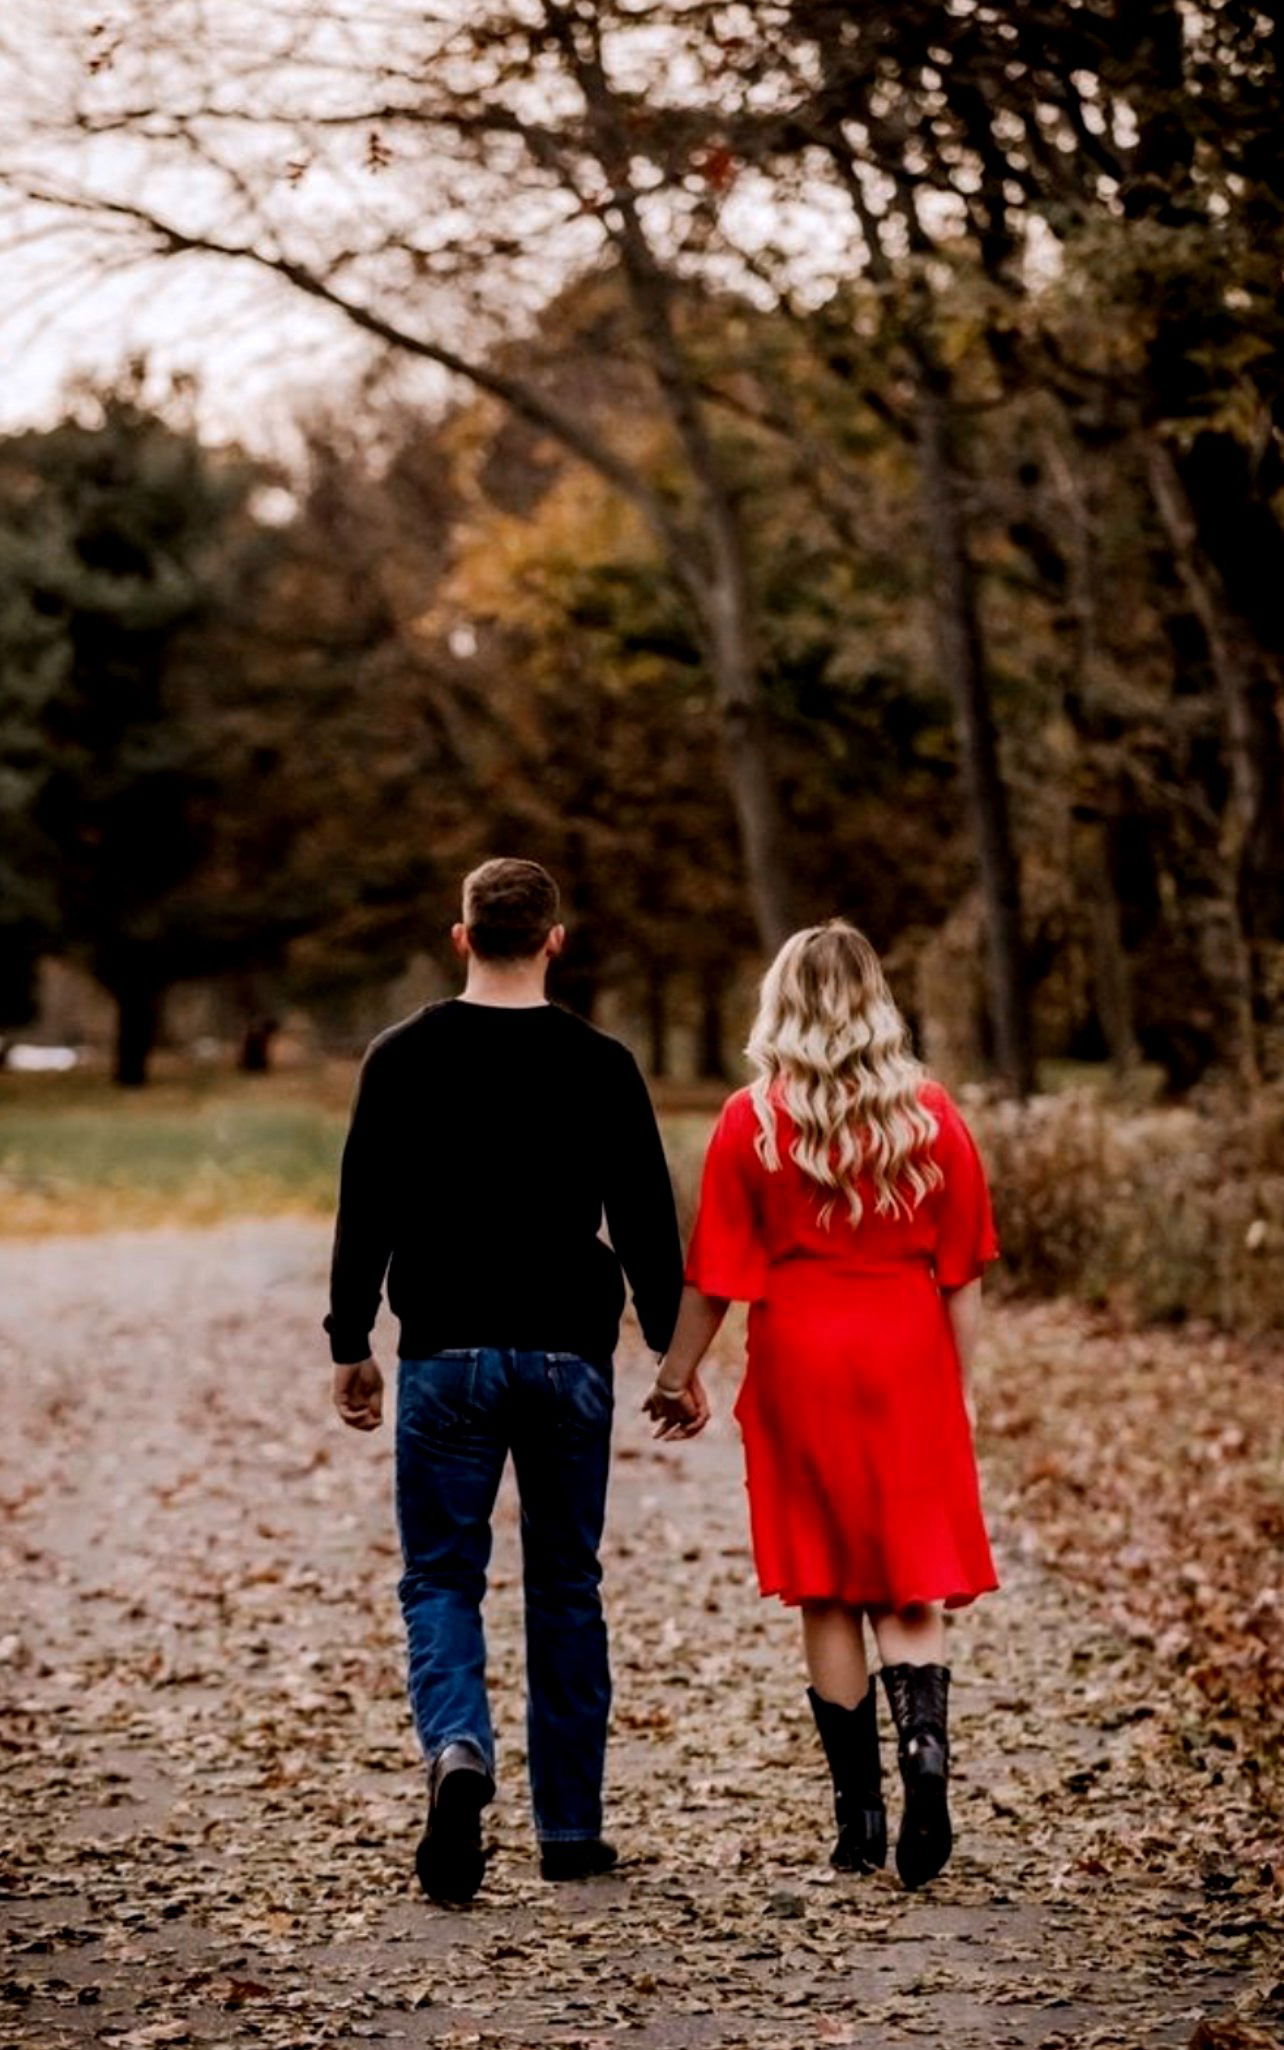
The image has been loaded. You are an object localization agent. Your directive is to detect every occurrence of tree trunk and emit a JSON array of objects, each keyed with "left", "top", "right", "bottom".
[
  {"left": 1147, "top": 438, "right": 1268, "bottom": 1086},
  {"left": 565, "top": 42, "right": 798, "bottom": 960},
  {"left": 1072, "top": 815, "right": 1140, "bottom": 1077},
  {"left": 113, "top": 981, "right": 162, "bottom": 1088},
  {"left": 0, "top": 930, "right": 41, "bottom": 1031},
  {"left": 239, "top": 1016, "right": 278, "bottom": 1074},
  {"left": 550, "top": 942, "right": 599, "bottom": 1021},
  {"left": 1040, "top": 433, "right": 1142, "bottom": 1076},
  {"left": 914, "top": 372, "right": 1036, "bottom": 1096},
  {"left": 700, "top": 574, "right": 797, "bottom": 954},
  {"left": 697, "top": 966, "right": 728, "bottom": 1081},
  {"left": 645, "top": 964, "right": 669, "bottom": 1079}
]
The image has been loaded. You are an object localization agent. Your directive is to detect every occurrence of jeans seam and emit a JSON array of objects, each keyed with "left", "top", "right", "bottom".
[{"left": 399, "top": 1346, "right": 610, "bottom": 1843}]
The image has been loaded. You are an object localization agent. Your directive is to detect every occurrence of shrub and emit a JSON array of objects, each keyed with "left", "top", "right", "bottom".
[
  {"left": 663, "top": 1086, "right": 1284, "bottom": 1333},
  {"left": 969, "top": 1087, "right": 1284, "bottom": 1333}
]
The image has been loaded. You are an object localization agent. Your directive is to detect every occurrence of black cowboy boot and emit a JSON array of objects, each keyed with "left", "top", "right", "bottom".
[
  {"left": 807, "top": 1685, "right": 888, "bottom": 1873},
  {"left": 880, "top": 1662, "right": 953, "bottom": 1891},
  {"left": 415, "top": 1741, "right": 495, "bottom": 1906}
]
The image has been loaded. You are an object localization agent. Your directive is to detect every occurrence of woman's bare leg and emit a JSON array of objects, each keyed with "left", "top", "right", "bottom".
[
  {"left": 801, "top": 1600, "right": 869, "bottom": 1707},
  {"left": 868, "top": 1601, "right": 946, "bottom": 1668}
]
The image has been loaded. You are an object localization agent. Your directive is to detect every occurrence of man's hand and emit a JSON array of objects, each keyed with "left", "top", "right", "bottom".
[
  {"left": 642, "top": 1368, "right": 711, "bottom": 1441},
  {"left": 333, "top": 1356, "right": 384, "bottom": 1431}
]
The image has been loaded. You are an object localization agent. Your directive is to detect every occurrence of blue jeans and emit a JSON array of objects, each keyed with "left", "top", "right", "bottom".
[{"left": 395, "top": 1349, "right": 614, "bottom": 1843}]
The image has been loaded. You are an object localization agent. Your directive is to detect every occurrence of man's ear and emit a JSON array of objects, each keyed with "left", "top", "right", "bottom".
[
  {"left": 546, "top": 923, "right": 566, "bottom": 960},
  {"left": 451, "top": 922, "right": 471, "bottom": 959}
]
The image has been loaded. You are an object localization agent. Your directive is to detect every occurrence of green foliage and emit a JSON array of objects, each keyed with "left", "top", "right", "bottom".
[
  {"left": 0, "top": 381, "right": 269, "bottom": 1034},
  {"left": 431, "top": 289, "right": 970, "bottom": 1017},
  {"left": 0, "top": 386, "right": 484, "bottom": 1070}
]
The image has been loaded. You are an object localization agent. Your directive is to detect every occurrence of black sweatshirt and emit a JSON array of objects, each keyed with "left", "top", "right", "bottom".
[{"left": 324, "top": 998, "right": 685, "bottom": 1367}]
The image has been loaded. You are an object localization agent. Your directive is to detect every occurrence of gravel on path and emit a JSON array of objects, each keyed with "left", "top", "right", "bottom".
[{"left": 0, "top": 1221, "right": 1278, "bottom": 2050}]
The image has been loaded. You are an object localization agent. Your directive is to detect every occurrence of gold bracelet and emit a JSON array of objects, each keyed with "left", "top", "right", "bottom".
[{"left": 652, "top": 1378, "right": 689, "bottom": 1397}]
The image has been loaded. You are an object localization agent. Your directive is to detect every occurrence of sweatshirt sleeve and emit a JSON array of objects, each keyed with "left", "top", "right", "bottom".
[
  {"left": 324, "top": 1045, "right": 396, "bottom": 1365},
  {"left": 602, "top": 1049, "right": 685, "bottom": 1356}
]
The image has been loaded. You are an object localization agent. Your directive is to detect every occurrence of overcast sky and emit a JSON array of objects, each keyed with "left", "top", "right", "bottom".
[
  {"left": 0, "top": 238, "right": 379, "bottom": 453},
  {"left": 0, "top": 1, "right": 511, "bottom": 453},
  {"left": 0, "top": 1, "right": 865, "bottom": 458}
]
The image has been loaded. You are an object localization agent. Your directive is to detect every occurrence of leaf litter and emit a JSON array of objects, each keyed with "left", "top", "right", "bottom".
[{"left": 0, "top": 1221, "right": 1279, "bottom": 2049}]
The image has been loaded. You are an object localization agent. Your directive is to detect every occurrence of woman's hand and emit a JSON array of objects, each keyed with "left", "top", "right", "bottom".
[{"left": 642, "top": 1368, "right": 711, "bottom": 1441}]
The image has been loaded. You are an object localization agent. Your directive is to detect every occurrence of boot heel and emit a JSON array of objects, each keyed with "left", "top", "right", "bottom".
[
  {"left": 834, "top": 1806, "right": 888, "bottom": 1873},
  {"left": 897, "top": 1763, "right": 952, "bottom": 1891}
]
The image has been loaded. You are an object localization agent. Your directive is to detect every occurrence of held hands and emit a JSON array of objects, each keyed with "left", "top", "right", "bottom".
[
  {"left": 642, "top": 1366, "right": 711, "bottom": 1441},
  {"left": 333, "top": 1356, "right": 384, "bottom": 1431}
]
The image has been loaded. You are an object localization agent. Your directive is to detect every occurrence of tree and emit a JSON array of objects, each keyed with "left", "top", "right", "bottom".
[
  {"left": 425, "top": 288, "right": 968, "bottom": 1051},
  {"left": 700, "top": 0, "right": 1284, "bottom": 1083},
  {"left": 6, "top": 1, "right": 1282, "bottom": 1089},
  {"left": 795, "top": 0, "right": 1284, "bottom": 1072},
  {"left": 0, "top": 1, "right": 798, "bottom": 950},
  {"left": 0, "top": 379, "right": 463, "bottom": 1082},
  {"left": 0, "top": 514, "right": 65, "bottom": 1027},
  {"left": 0, "top": 381, "right": 269, "bottom": 1078}
]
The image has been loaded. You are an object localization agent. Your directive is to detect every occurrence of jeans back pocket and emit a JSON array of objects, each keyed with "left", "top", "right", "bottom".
[
  {"left": 397, "top": 1352, "right": 484, "bottom": 1441},
  {"left": 545, "top": 1353, "right": 613, "bottom": 1439}
]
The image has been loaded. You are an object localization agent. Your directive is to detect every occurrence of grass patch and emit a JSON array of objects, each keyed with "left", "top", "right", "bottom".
[
  {"left": 0, "top": 1067, "right": 353, "bottom": 1234},
  {"left": 0, "top": 1066, "right": 719, "bottom": 1238},
  {"left": 9, "top": 1064, "right": 1281, "bottom": 1337}
]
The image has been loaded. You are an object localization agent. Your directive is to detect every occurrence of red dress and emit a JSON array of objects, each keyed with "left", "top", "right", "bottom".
[{"left": 685, "top": 1080, "right": 999, "bottom": 1612}]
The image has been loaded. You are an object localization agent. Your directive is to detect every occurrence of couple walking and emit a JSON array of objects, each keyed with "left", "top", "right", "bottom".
[{"left": 326, "top": 858, "right": 999, "bottom": 1907}]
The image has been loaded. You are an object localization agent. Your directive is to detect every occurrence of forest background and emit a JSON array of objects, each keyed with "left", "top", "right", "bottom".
[
  {"left": 0, "top": 17, "right": 1282, "bottom": 2043},
  {"left": 1, "top": 0, "right": 1283, "bottom": 1333}
]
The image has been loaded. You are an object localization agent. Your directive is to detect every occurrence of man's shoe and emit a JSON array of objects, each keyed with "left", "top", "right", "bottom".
[
  {"left": 539, "top": 1838, "right": 619, "bottom": 1882},
  {"left": 415, "top": 1741, "right": 495, "bottom": 1906}
]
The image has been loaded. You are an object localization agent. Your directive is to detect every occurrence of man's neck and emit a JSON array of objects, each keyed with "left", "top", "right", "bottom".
[{"left": 458, "top": 962, "right": 550, "bottom": 1009}]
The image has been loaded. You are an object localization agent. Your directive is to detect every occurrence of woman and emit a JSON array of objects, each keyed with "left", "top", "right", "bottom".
[{"left": 643, "top": 921, "right": 999, "bottom": 1890}]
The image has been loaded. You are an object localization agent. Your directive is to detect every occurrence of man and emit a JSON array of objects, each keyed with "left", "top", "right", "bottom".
[{"left": 326, "top": 858, "right": 684, "bottom": 1905}]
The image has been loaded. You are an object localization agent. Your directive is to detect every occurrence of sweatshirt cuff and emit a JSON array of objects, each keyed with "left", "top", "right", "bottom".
[
  {"left": 637, "top": 1309, "right": 680, "bottom": 1356},
  {"left": 325, "top": 1317, "right": 373, "bottom": 1366}
]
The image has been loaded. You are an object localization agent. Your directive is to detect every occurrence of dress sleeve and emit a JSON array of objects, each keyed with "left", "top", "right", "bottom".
[
  {"left": 684, "top": 1094, "right": 769, "bottom": 1303},
  {"left": 929, "top": 1087, "right": 1000, "bottom": 1291}
]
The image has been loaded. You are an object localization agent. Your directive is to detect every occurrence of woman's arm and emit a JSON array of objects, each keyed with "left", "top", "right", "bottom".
[
  {"left": 943, "top": 1276, "right": 983, "bottom": 1426},
  {"left": 641, "top": 1283, "right": 729, "bottom": 1439}
]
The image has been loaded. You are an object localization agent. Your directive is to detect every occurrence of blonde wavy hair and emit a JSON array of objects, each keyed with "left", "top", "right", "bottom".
[{"left": 746, "top": 921, "right": 941, "bottom": 1227}]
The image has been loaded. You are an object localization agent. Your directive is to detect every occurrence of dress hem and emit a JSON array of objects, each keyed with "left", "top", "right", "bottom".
[{"left": 758, "top": 1576, "right": 1000, "bottom": 1612}]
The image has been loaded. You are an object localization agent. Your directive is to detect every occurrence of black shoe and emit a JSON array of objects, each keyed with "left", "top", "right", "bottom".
[
  {"left": 539, "top": 1838, "right": 619, "bottom": 1882},
  {"left": 415, "top": 1742, "right": 495, "bottom": 1906},
  {"left": 807, "top": 1685, "right": 888, "bottom": 1873},
  {"left": 880, "top": 1662, "right": 953, "bottom": 1891}
]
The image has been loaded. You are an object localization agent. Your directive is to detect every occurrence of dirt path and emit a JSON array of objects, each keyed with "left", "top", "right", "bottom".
[{"left": 0, "top": 1222, "right": 1278, "bottom": 2050}]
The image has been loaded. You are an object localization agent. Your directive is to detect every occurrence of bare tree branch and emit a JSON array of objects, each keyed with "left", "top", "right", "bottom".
[{"left": 2, "top": 174, "right": 700, "bottom": 582}]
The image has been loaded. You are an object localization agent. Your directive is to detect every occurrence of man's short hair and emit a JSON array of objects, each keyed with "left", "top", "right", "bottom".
[{"left": 462, "top": 858, "right": 560, "bottom": 961}]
